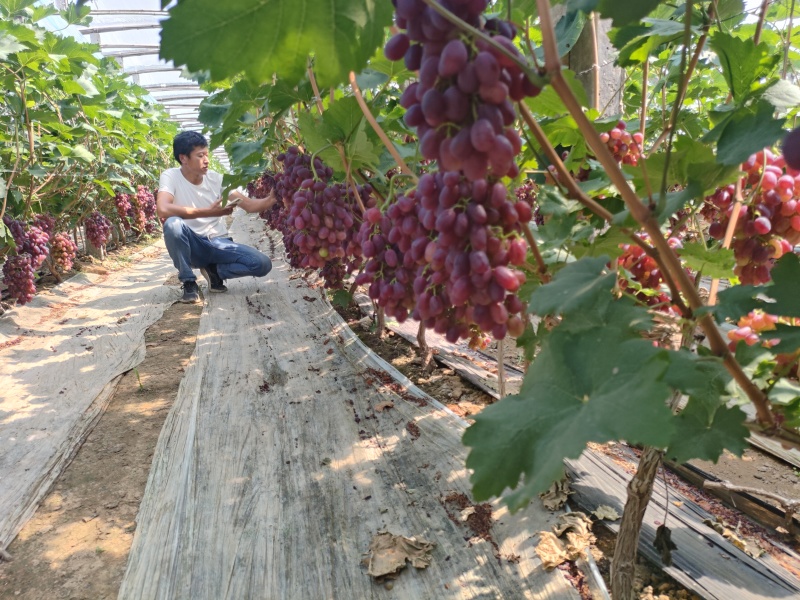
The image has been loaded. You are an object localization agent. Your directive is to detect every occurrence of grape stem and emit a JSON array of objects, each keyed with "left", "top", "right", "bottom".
[
  {"left": 521, "top": 223, "right": 550, "bottom": 283},
  {"left": 349, "top": 71, "right": 418, "bottom": 182},
  {"left": 536, "top": 0, "right": 775, "bottom": 429},
  {"left": 418, "top": 0, "right": 548, "bottom": 89}
]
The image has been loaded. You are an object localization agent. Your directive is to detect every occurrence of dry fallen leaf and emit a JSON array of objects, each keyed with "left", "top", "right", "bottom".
[
  {"left": 539, "top": 478, "right": 572, "bottom": 511},
  {"left": 702, "top": 518, "right": 764, "bottom": 558},
  {"left": 592, "top": 505, "right": 620, "bottom": 521},
  {"left": 374, "top": 401, "right": 394, "bottom": 412},
  {"left": 534, "top": 531, "right": 568, "bottom": 570},
  {"left": 363, "top": 531, "right": 435, "bottom": 581}
]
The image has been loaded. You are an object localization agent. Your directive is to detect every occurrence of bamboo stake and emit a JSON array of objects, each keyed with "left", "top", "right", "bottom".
[{"left": 349, "top": 71, "right": 417, "bottom": 181}]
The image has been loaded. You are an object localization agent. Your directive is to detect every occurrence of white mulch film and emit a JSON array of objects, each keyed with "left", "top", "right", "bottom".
[
  {"left": 119, "top": 213, "right": 579, "bottom": 600},
  {"left": 0, "top": 243, "right": 179, "bottom": 551}
]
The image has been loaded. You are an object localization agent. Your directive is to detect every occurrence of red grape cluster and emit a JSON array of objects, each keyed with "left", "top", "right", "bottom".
[
  {"left": 2, "top": 253, "right": 36, "bottom": 305},
  {"left": 3, "top": 216, "right": 50, "bottom": 268},
  {"left": 270, "top": 147, "right": 374, "bottom": 288},
  {"left": 355, "top": 194, "right": 426, "bottom": 323},
  {"left": 387, "top": 1, "right": 538, "bottom": 182},
  {"left": 32, "top": 214, "right": 56, "bottom": 237},
  {"left": 704, "top": 148, "right": 800, "bottom": 284},
  {"left": 134, "top": 186, "right": 159, "bottom": 234},
  {"left": 598, "top": 121, "right": 643, "bottom": 165},
  {"left": 115, "top": 193, "right": 133, "bottom": 229},
  {"left": 616, "top": 240, "right": 673, "bottom": 309},
  {"left": 84, "top": 211, "right": 112, "bottom": 248},
  {"left": 412, "top": 171, "right": 530, "bottom": 341},
  {"left": 514, "top": 179, "right": 543, "bottom": 226},
  {"left": 50, "top": 232, "right": 78, "bottom": 273}
]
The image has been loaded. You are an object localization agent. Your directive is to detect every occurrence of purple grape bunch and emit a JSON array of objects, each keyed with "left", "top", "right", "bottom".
[
  {"left": 3, "top": 216, "right": 50, "bottom": 268},
  {"left": 84, "top": 211, "right": 112, "bottom": 248},
  {"left": 114, "top": 193, "right": 133, "bottom": 229},
  {"left": 3, "top": 253, "right": 37, "bottom": 305}
]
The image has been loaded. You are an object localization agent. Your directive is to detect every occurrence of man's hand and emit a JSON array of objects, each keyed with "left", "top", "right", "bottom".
[
  {"left": 237, "top": 189, "right": 278, "bottom": 214},
  {"left": 209, "top": 198, "right": 235, "bottom": 216}
]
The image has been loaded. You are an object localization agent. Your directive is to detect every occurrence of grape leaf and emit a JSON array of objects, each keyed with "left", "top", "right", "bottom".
[
  {"left": 762, "top": 80, "right": 800, "bottom": 109},
  {"left": 528, "top": 256, "right": 615, "bottom": 317},
  {"left": 709, "top": 32, "right": 779, "bottom": 103},
  {"left": 761, "top": 324, "right": 800, "bottom": 354},
  {"left": 666, "top": 401, "right": 749, "bottom": 464},
  {"left": 678, "top": 242, "right": 735, "bottom": 279},
  {"left": 716, "top": 101, "right": 786, "bottom": 166},
  {"left": 159, "top": 0, "right": 393, "bottom": 88},
  {"left": 596, "top": 0, "right": 663, "bottom": 27},
  {"left": 464, "top": 313, "right": 674, "bottom": 510},
  {"left": 715, "top": 253, "right": 800, "bottom": 321}
]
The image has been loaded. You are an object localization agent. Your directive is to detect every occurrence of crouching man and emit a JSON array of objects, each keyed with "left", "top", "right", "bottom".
[{"left": 157, "top": 131, "right": 277, "bottom": 303}]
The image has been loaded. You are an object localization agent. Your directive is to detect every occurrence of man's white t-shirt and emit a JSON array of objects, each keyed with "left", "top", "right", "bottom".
[{"left": 158, "top": 168, "right": 228, "bottom": 238}]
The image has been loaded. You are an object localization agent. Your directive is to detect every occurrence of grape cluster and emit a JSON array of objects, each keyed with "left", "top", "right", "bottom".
[
  {"left": 2, "top": 253, "right": 36, "bottom": 305},
  {"left": 84, "top": 211, "right": 112, "bottom": 248},
  {"left": 134, "top": 185, "right": 159, "bottom": 234},
  {"left": 50, "top": 232, "right": 78, "bottom": 273},
  {"left": 32, "top": 214, "right": 56, "bottom": 237},
  {"left": 727, "top": 310, "right": 779, "bottom": 350},
  {"left": 412, "top": 171, "right": 530, "bottom": 341},
  {"left": 115, "top": 193, "right": 133, "bottom": 229},
  {"left": 3, "top": 216, "right": 50, "bottom": 268},
  {"left": 387, "top": 1, "right": 538, "bottom": 183},
  {"left": 616, "top": 239, "right": 674, "bottom": 309},
  {"left": 704, "top": 148, "right": 800, "bottom": 284},
  {"left": 269, "top": 147, "right": 375, "bottom": 289},
  {"left": 514, "top": 179, "right": 543, "bottom": 226},
  {"left": 598, "top": 121, "right": 643, "bottom": 165},
  {"left": 355, "top": 195, "right": 426, "bottom": 323}
]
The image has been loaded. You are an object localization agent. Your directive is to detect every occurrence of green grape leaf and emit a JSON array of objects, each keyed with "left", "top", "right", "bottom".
[
  {"left": 331, "top": 289, "right": 352, "bottom": 309},
  {"left": 0, "top": 31, "right": 26, "bottom": 59},
  {"left": 716, "top": 101, "right": 786, "bottom": 166},
  {"left": 770, "top": 378, "right": 800, "bottom": 408},
  {"left": 160, "top": 0, "right": 393, "bottom": 88},
  {"left": 596, "top": 0, "right": 663, "bottom": 27},
  {"left": 666, "top": 401, "right": 749, "bottom": 464},
  {"left": 464, "top": 315, "right": 674, "bottom": 509},
  {"left": 709, "top": 32, "right": 780, "bottom": 102},
  {"left": 663, "top": 350, "right": 731, "bottom": 409},
  {"left": 762, "top": 79, "right": 800, "bottom": 109},
  {"left": 525, "top": 70, "right": 588, "bottom": 117},
  {"left": 678, "top": 242, "right": 735, "bottom": 279},
  {"left": 229, "top": 141, "right": 263, "bottom": 165},
  {"left": 761, "top": 324, "right": 800, "bottom": 355},
  {"left": 715, "top": 253, "right": 800, "bottom": 322},
  {"left": 515, "top": 321, "right": 538, "bottom": 363},
  {"left": 528, "top": 255, "right": 615, "bottom": 317}
]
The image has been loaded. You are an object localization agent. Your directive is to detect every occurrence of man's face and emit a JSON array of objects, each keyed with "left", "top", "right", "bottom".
[{"left": 180, "top": 146, "right": 209, "bottom": 174}]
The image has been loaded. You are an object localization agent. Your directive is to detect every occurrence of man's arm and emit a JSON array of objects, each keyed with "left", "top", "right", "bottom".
[
  {"left": 228, "top": 188, "right": 279, "bottom": 214},
  {"left": 156, "top": 190, "right": 234, "bottom": 220}
]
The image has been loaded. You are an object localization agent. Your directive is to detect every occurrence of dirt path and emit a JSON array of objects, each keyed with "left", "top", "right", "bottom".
[{"left": 0, "top": 297, "right": 202, "bottom": 600}]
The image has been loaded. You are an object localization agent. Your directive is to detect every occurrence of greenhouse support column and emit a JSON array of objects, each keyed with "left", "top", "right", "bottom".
[{"left": 567, "top": 14, "right": 623, "bottom": 116}]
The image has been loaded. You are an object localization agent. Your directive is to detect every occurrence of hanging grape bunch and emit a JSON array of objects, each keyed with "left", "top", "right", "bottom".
[
  {"left": 598, "top": 121, "right": 643, "bottom": 166},
  {"left": 704, "top": 148, "right": 799, "bottom": 285},
  {"left": 114, "top": 193, "right": 133, "bottom": 229},
  {"left": 616, "top": 236, "right": 682, "bottom": 310},
  {"left": 386, "top": 0, "right": 539, "bottom": 180},
  {"left": 50, "top": 232, "right": 78, "bottom": 273},
  {"left": 3, "top": 216, "right": 50, "bottom": 268},
  {"left": 2, "top": 253, "right": 37, "bottom": 305},
  {"left": 32, "top": 213, "right": 56, "bottom": 237},
  {"left": 84, "top": 211, "right": 112, "bottom": 249}
]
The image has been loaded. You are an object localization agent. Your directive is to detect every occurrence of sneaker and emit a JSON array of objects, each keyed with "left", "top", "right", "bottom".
[
  {"left": 199, "top": 264, "right": 228, "bottom": 293},
  {"left": 179, "top": 280, "right": 200, "bottom": 303}
]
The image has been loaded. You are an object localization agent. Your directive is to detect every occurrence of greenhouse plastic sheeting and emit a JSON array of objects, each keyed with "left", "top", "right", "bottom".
[
  {"left": 120, "top": 213, "right": 579, "bottom": 599},
  {"left": 0, "top": 244, "right": 179, "bottom": 552}
]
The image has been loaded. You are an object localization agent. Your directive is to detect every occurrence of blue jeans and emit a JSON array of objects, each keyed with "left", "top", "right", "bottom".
[{"left": 162, "top": 217, "right": 272, "bottom": 283}]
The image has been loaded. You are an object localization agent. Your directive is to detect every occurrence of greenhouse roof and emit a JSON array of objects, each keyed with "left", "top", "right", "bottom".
[{"left": 48, "top": 0, "right": 230, "bottom": 170}]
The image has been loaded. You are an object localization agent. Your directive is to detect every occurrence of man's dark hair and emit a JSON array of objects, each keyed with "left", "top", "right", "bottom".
[{"left": 173, "top": 131, "right": 208, "bottom": 164}]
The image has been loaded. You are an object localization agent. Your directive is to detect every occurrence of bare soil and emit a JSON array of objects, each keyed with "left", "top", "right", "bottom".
[{"left": 0, "top": 294, "right": 202, "bottom": 600}]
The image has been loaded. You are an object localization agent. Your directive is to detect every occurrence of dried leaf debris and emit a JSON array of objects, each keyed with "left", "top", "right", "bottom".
[
  {"left": 363, "top": 531, "right": 435, "bottom": 581},
  {"left": 535, "top": 512, "right": 596, "bottom": 570}
]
